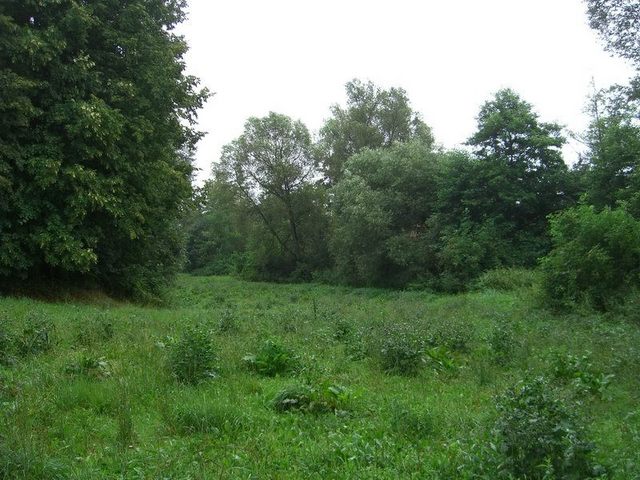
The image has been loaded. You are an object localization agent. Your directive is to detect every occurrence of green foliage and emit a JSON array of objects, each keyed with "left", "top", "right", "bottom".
[
  {"left": 243, "top": 340, "right": 299, "bottom": 377},
  {"left": 377, "top": 323, "right": 424, "bottom": 375},
  {"left": 168, "top": 326, "right": 217, "bottom": 384},
  {"left": 551, "top": 352, "right": 614, "bottom": 397},
  {"left": 317, "top": 79, "right": 434, "bottom": 184},
  {"left": 0, "top": 0, "right": 207, "bottom": 299},
  {"left": 167, "top": 394, "right": 246, "bottom": 435},
  {"left": 494, "top": 377, "right": 598, "bottom": 479},
  {"left": 64, "top": 354, "right": 111, "bottom": 379},
  {"left": 488, "top": 319, "right": 518, "bottom": 366},
  {"left": 271, "top": 382, "right": 350, "bottom": 414},
  {"left": 16, "top": 312, "right": 53, "bottom": 356},
  {"left": 474, "top": 267, "right": 538, "bottom": 292},
  {"left": 330, "top": 141, "right": 442, "bottom": 287},
  {"left": 217, "top": 113, "right": 330, "bottom": 280},
  {"left": 390, "top": 403, "right": 435, "bottom": 439},
  {"left": 495, "top": 377, "right": 594, "bottom": 479},
  {"left": 540, "top": 205, "right": 640, "bottom": 310}
]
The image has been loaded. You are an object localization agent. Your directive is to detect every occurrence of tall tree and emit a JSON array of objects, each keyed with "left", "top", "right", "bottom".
[
  {"left": 218, "top": 113, "right": 328, "bottom": 279},
  {"left": 465, "top": 89, "right": 572, "bottom": 262},
  {"left": 0, "top": 0, "right": 207, "bottom": 299},
  {"left": 586, "top": 0, "right": 640, "bottom": 66},
  {"left": 317, "top": 79, "right": 434, "bottom": 185}
]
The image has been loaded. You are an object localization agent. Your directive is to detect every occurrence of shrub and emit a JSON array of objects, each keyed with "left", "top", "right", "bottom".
[
  {"left": 271, "top": 382, "right": 349, "bottom": 414},
  {"left": 540, "top": 206, "right": 640, "bottom": 310},
  {"left": 16, "top": 313, "right": 54, "bottom": 356},
  {"left": 243, "top": 340, "right": 299, "bottom": 377},
  {"left": 168, "top": 326, "right": 217, "bottom": 384},
  {"left": 378, "top": 323, "right": 424, "bottom": 375},
  {"left": 493, "top": 377, "right": 599, "bottom": 479}
]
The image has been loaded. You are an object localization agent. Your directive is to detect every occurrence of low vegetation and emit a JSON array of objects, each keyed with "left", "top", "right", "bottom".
[{"left": 0, "top": 274, "right": 638, "bottom": 478}]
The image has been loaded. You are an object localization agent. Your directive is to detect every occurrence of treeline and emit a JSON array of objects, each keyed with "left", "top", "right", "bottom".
[
  {"left": 185, "top": 0, "right": 640, "bottom": 307},
  {"left": 185, "top": 79, "right": 638, "bottom": 299}
]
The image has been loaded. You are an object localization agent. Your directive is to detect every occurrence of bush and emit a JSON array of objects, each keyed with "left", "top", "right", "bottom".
[
  {"left": 540, "top": 206, "right": 640, "bottom": 310},
  {"left": 243, "top": 340, "right": 299, "bottom": 377},
  {"left": 494, "top": 377, "right": 599, "bottom": 479},
  {"left": 168, "top": 326, "right": 217, "bottom": 384},
  {"left": 378, "top": 323, "right": 424, "bottom": 375}
]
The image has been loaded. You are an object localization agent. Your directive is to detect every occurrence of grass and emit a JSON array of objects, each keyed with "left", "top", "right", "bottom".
[{"left": 0, "top": 274, "right": 638, "bottom": 478}]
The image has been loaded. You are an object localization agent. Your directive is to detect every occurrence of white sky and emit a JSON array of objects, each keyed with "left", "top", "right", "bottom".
[{"left": 177, "top": 0, "right": 636, "bottom": 184}]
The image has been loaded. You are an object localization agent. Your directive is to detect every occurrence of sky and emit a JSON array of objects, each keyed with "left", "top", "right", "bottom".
[{"left": 176, "top": 0, "right": 636, "bottom": 184}]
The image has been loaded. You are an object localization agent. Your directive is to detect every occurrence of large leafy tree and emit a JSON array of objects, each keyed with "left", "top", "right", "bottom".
[
  {"left": 218, "top": 113, "right": 329, "bottom": 279},
  {"left": 464, "top": 89, "right": 573, "bottom": 262},
  {"left": 317, "top": 79, "right": 434, "bottom": 185},
  {"left": 0, "top": 0, "right": 206, "bottom": 298},
  {"left": 330, "top": 141, "right": 442, "bottom": 287}
]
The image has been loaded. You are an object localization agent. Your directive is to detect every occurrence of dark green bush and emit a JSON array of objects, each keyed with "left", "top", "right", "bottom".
[
  {"left": 168, "top": 326, "right": 217, "bottom": 384},
  {"left": 243, "top": 340, "right": 299, "bottom": 377},
  {"left": 540, "top": 206, "right": 640, "bottom": 310},
  {"left": 494, "top": 377, "right": 599, "bottom": 479}
]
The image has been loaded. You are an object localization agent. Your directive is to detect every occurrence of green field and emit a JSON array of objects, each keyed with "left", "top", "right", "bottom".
[{"left": 1, "top": 275, "right": 639, "bottom": 479}]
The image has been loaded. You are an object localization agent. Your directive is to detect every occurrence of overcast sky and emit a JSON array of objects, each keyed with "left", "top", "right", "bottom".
[{"left": 177, "top": 0, "right": 635, "bottom": 184}]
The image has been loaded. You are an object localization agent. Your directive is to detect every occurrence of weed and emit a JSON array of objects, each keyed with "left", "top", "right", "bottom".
[
  {"left": 488, "top": 318, "right": 518, "bottom": 365},
  {"left": 378, "top": 323, "right": 424, "bottom": 375},
  {"left": 64, "top": 354, "right": 112, "bottom": 379},
  {"left": 167, "top": 395, "right": 246, "bottom": 435},
  {"left": 168, "top": 325, "right": 218, "bottom": 384},
  {"left": 16, "top": 312, "right": 53, "bottom": 356},
  {"left": 216, "top": 307, "right": 238, "bottom": 333},
  {"left": 271, "top": 382, "right": 350, "bottom": 414},
  {"left": 243, "top": 340, "right": 299, "bottom": 377},
  {"left": 551, "top": 352, "right": 614, "bottom": 397},
  {"left": 390, "top": 403, "right": 435, "bottom": 439},
  {"left": 74, "top": 312, "right": 114, "bottom": 347}
]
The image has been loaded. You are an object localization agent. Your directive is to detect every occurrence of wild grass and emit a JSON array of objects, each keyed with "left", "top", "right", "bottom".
[{"left": 0, "top": 274, "right": 638, "bottom": 478}]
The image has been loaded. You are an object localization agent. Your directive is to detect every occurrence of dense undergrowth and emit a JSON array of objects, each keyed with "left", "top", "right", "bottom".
[{"left": 0, "top": 274, "right": 639, "bottom": 479}]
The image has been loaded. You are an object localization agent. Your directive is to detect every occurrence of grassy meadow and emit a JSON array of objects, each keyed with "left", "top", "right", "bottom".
[{"left": 0, "top": 273, "right": 639, "bottom": 479}]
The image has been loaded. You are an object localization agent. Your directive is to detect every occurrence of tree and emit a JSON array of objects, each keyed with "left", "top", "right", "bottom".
[
  {"left": 317, "top": 79, "right": 434, "bottom": 185},
  {"left": 218, "top": 113, "right": 328, "bottom": 279},
  {"left": 0, "top": 0, "right": 207, "bottom": 299},
  {"left": 465, "top": 89, "right": 573, "bottom": 263},
  {"left": 586, "top": 0, "right": 640, "bottom": 67},
  {"left": 330, "top": 142, "right": 442, "bottom": 287}
]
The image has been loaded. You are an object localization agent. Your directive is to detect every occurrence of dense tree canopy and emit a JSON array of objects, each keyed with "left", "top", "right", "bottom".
[
  {"left": 217, "top": 113, "right": 329, "bottom": 279},
  {"left": 316, "top": 79, "right": 434, "bottom": 185},
  {"left": 0, "top": 0, "right": 207, "bottom": 298}
]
